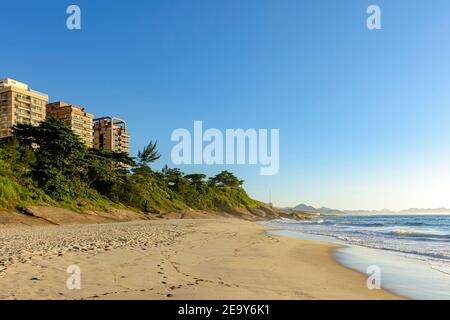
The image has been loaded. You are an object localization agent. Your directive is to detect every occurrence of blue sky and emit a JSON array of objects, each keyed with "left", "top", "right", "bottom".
[{"left": 2, "top": 0, "right": 450, "bottom": 210}]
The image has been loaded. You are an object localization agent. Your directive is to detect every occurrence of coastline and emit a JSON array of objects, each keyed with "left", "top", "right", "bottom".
[
  {"left": 0, "top": 218, "right": 401, "bottom": 300},
  {"left": 266, "top": 217, "right": 450, "bottom": 300}
]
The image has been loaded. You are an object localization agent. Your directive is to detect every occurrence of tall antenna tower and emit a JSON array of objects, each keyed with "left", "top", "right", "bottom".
[{"left": 269, "top": 189, "right": 273, "bottom": 207}]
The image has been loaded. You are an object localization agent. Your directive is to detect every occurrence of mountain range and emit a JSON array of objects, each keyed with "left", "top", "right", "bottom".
[{"left": 287, "top": 203, "right": 450, "bottom": 215}]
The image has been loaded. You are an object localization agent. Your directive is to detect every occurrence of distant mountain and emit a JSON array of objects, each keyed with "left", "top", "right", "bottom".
[
  {"left": 288, "top": 203, "right": 450, "bottom": 215},
  {"left": 292, "top": 203, "right": 317, "bottom": 212},
  {"left": 344, "top": 209, "right": 394, "bottom": 214},
  {"left": 316, "top": 207, "right": 345, "bottom": 214},
  {"left": 399, "top": 208, "right": 450, "bottom": 214},
  {"left": 289, "top": 203, "right": 344, "bottom": 215}
]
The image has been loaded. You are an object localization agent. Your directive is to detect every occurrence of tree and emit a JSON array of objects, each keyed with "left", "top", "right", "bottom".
[
  {"left": 13, "top": 118, "right": 89, "bottom": 199},
  {"left": 83, "top": 148, "right": 131, "bottom": 196},
  {"left": 110, "top": 151, "right": 136, "bottom": 168},
  {"left": 137, "top": 141, "right": 161, "bottom": 168},
  {"left": 0, "top": 137, "right": 35, "bottom": 181},
  {"left": 208, "top": 171, "right": 244, "bottom": 187},
  {"left": 185, "top": 174, "right": 206, "bottom": 185},
  {"left": 185, "top": 173, "right": 208, "bottom": 195},
  {"left": 11, "top": 118, "right": 135, "bottom": 200},
  {"left": 162, "top": 167, "right": 186, "bottom": 190}
]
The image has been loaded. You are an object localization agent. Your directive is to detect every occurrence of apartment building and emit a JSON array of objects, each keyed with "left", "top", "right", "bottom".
[
  {"left": 0, "top": 78, "right": 48, "bottom": 138},
  {"left": 93, "top": 117, "right": 130, "bottom": 154},
  {"left": 46, "top": 101, "right": 95, "bottom": 148}
]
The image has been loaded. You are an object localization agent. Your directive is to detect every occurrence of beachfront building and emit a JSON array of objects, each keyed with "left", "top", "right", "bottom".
[
  {"left": 93, "top": 116, "right": 130, "bottom": 154},
  {"left": 46, "top": 101, "right": 95, "bottom": 148},
  {"left": 0, "top": 78, "right": 48, "bottom": 138}
]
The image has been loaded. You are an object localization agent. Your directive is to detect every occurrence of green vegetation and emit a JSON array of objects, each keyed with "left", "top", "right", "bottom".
[{"left": 0, "top": 118, "right": 260, "bottom": 214}]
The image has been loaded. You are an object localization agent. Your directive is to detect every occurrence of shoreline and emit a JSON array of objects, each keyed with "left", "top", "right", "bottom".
[
  {"left": 0, "top": 218, "right": 402, "bottom": 300},
  {"left": 266, "top": 221, "right": 450, "bottom": 300},
  {"left": 262, "top": 225, "right": 409, "bottom": 299}
]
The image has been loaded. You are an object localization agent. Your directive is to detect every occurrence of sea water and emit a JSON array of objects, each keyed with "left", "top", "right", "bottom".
[{"left": 265, "top": 214, "right": 450, "bottom": 299}]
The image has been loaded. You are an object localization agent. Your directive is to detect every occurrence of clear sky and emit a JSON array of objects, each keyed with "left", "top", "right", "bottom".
[{"left": 2, "top": 0, "right": 450, "bottom": 210}]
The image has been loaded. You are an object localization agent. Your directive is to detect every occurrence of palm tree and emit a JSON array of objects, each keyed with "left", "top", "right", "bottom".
[{"left": 137, "top": 141, "right": 161, "bottom": 169}]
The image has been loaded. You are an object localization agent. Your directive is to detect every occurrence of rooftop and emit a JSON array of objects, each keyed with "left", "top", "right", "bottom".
[{"left": 0, "top": 78, "right": 48, "bottom": 99}]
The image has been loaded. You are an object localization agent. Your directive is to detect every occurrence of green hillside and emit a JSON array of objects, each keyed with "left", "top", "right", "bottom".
[{"left": 0, "top": 118, "right": 261, "bottom": 215}]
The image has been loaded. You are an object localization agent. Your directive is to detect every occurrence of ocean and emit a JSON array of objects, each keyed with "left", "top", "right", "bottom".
[{"left": 265, "top": 214, "right": 450, "bottom": 299}]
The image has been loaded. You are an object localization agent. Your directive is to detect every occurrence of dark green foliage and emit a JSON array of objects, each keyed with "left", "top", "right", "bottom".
[
  {"left": 208, "top": 170, "right": 244, "bottom": 187},
  {"left": 0, "top": 118, "right": 258, "bottom": 213},
  {"left": 137, "top": 141, "right": 161, "bottom": 167},
  {"left": 0, "top": 137, "right": 52, "bottom": 209}
]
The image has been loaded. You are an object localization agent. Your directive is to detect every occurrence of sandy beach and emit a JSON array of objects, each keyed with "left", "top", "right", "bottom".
[{"left": 0, "top": 218, "right": 401, "bottom": 300}]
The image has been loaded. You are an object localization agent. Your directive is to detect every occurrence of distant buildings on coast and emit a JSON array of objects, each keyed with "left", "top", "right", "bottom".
[{"left": 0, "top": 78, "right": 129, "bottom": 154}]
